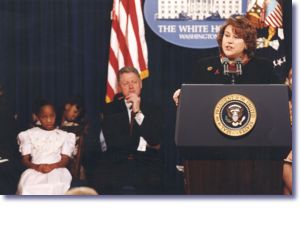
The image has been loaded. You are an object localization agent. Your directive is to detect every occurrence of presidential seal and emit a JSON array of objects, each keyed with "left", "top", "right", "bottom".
[{"left": 214, "top": 94, "right": 257, "bottom": 137}]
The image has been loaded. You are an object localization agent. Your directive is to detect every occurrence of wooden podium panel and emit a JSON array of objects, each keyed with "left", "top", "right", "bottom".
[{"left": 183, "top": 160, "right": 283, "bottom": 195}]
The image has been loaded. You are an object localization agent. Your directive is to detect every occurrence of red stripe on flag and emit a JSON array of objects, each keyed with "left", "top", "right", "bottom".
[
  {"left": 129, "top": 1, "right": 147, "bottom": 72},
  {"left": 265, "top": 2, "right": 283, "bottom": 28},
  {"left": 120, "top": 0, "right": 129, "bottom": 14},
  {"left": 105, "top": 0, "right": 148, "bottom": 103},
  {"left": 106, "top": 82, "right": 115, "bottom": 103},
  {"left": 109, "top": 46, "right": 119, "bottom": 75},
  {"left": 272, "top": 15, "right": 282, "bottom": 26},
  {"left": 274, "top": 6, "right": 282, "bottom": 17},
  {"left": 112, "top": 20, "right": 134, "bottom": 66},
  {"left": 273, "top": 11, "right": 283, "bottom": 25},
  {"left": 266, "top": 15, "right": 280, "bottom": 27}
]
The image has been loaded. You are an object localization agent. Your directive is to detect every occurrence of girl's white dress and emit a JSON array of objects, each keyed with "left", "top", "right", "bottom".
[{"left": 17, "top": 127, "right": 76, "bottom": 195}]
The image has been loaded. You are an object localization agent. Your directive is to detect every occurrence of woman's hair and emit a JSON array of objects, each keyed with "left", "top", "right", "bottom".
[
  {"left": 217, "top": 15, "right": 257, "bottom": 58},
  {"left": 34, "top": 99, "right": 56, "bottom": 116},
  {"left": 64, "top": 96, "right": 85, "bottom": 119}
]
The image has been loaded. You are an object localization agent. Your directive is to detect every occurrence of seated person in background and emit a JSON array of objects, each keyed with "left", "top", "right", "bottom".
[
  {"left": 65, "top": 186, "right": 99, "bottom": 195},
  {"left": 283, "top": 68, "right": 292, "bottom": 195},
  {"left": 30, "top": 99, "right": 44, "bottom": 128},
  {"left": 173, "top": 15, "right": 280, "bottom": 106},
  {"left": 60, "top": 97, "right": 87, "bottom": 180},
  {"left": 17, "top": 100, "right": 75, "bottom": 195},
  {"left": 89, "top": 66, "right": 163, "bottom": 194},
  {"left": 60, "top": 96, "right": 86, "bottom": 138},
  {"left": 0, "top": 84, "right": 22, "bottom": 194},
  {"left": 283, "top": 150, "right": 292, "bottom": 195}
]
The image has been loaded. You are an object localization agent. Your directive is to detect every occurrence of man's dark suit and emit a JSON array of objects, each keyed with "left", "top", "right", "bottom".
[
  {"left": 90, "top": 98, "right": 163, "bottom": 194},
  {"left": 0, "top": 93, "right": 22, "bottom": 194}
]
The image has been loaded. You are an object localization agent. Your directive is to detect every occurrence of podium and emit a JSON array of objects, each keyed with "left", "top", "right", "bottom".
[{"left": 175, "top": 84, "right": 292, "bottom": 194}]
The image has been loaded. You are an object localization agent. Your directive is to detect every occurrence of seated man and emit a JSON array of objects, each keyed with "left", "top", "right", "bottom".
[{"left": 90, "top": 66, "right": 163, "bottom": 194}]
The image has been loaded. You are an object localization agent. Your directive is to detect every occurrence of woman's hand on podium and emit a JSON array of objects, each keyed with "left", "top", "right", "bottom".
[{"left": 173, "top": 89, "right": 181, "bottom": 106}]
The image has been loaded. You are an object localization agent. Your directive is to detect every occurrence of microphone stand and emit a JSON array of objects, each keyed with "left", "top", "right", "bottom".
[{"left": 223, "top": 58, "right": 242, "bottom": 84}]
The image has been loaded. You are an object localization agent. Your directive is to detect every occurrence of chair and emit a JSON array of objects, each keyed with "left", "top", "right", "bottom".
[{"left": 69, "top": 134, "right": 85, "bottom": 180}]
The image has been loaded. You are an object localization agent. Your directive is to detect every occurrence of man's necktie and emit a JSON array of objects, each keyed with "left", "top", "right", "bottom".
[{"left": 129, "top": 110, "right": 135, "bottom": 136}]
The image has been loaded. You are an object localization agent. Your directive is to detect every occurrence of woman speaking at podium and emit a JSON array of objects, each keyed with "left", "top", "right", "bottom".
[{"left": 173, "top": 15, "right": 281, "bottom": 106}]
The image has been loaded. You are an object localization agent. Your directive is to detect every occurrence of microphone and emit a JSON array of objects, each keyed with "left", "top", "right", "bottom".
[
  {"left": 222, "top": 57, "right": 243, "bottom": 84},
  {"left": 235, "top": 58, "right": 242, "bottom": 76},
  {"left": 222, "top": 57, "right": 230, "bottom": 76}
]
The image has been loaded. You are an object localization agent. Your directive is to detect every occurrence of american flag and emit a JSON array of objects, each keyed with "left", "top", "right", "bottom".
[
  {"left": 105, "top": 0, "right": 149, "bottom": 103},
  {"left": 247, "top": 0, "right": 288, "bottom": 80},
  {"left": 264, "top": 0, "right": 283, "bottom": 28}
]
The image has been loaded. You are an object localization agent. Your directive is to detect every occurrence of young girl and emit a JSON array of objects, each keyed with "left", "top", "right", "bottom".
[{"left": 17, "top": 100, "right": 75, "bottom": 195}]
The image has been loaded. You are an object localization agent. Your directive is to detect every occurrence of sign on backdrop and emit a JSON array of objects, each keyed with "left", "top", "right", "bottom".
[{"left": 144, "top": 0, "right": 248, "bottom": 49}]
